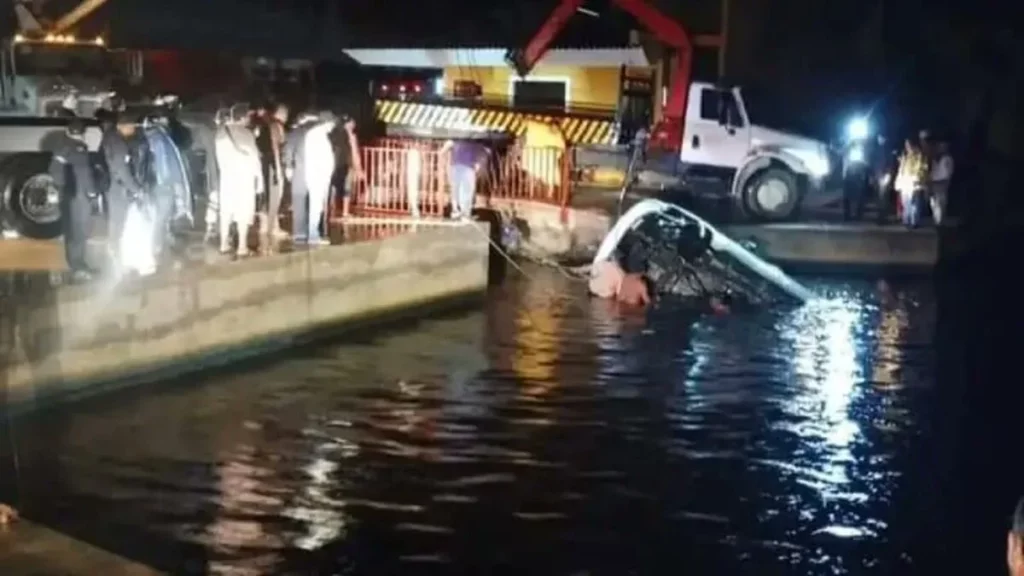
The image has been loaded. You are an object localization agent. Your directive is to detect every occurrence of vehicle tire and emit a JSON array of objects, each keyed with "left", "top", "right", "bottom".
[
  {"left": 741, "top": 167, "right": 801, "bottom": 222},
  {"left": 0, "top": 154, "right": 63, "bottom": 240}
]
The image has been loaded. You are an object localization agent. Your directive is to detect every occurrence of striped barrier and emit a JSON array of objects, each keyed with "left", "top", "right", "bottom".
[{"left": 374, "top": 100, "right": 617, "bottom": 146}]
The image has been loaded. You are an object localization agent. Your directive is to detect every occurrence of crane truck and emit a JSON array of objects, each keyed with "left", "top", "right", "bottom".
[
  {"left": 510, "top": 0, "right": 838, "bottom": 221},
  {"left": 0, "top": 0, "right": 118, "bottom": 239}
]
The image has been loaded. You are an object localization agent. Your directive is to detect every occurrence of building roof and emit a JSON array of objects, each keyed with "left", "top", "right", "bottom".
[{"left": 343, "top": 47, "right": 649, "bottom": 69}]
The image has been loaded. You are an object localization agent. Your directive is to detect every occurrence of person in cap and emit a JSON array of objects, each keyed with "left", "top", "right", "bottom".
[
  {"left": 48, "top": 117, "right": 99, "bottom": 281},
  {"left": 99, "top": 109, "right": 147, "bottom": 265}
]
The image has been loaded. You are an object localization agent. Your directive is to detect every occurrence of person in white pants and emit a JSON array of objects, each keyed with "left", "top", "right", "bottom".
[
  {"left": 301, "top": 113, "right": 337, "bottom": 245},
  {"left": 214, "top": 118, "right": 262, "bottom": 256},
  {"left": 929, "top": 141, "right": 954, "bottom": 226}
]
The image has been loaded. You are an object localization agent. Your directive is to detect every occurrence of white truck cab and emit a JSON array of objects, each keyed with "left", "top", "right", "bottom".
[
  {"left": 0, "top": 34, "right": 116, "bottom": 117},
  {"left": 638, "top": 82, "right": 837, "bottom": 221}
]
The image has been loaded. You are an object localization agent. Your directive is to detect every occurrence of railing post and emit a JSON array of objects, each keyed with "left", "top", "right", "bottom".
[{"left": 559, "top": 146, "right": 572, "bottom": 224}]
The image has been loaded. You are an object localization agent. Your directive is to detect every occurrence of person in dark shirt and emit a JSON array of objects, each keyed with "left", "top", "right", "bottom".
[
  {"left": 49, "top": 118, "right": 98, "bottom": 281},
  {"left": 329, "top": 114, "right": 362, "bottom": 219},
  {"left": 99, "top": 110, "right": 146, "bottom": 265}
]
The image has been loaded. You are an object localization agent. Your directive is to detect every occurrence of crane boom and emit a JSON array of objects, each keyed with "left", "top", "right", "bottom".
[
  {"left": 52, "top": 0, "right": 108, "bottom": 34},
  {"left": 505, "top": 0, "right": 693, "bottom": 153}
]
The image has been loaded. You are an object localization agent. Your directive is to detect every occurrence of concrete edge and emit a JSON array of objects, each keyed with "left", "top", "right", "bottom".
[
  {"left": 2, "top": 286, "right": 486, "bottom": 420},
  {"left": 1, "top": 520, "right": 164, "bottom": 575}
]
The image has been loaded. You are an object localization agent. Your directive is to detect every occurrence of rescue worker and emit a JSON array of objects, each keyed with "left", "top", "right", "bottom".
[
  {"left": 282, "top": 111, "right": 320, "bottom": 243},
  {"left": 928, "top": 140, "right": 954, "bottom": 226},
  {"left": 99, "top": 110, "right": 145, "bottom": 264},
  {"left": 48, "top": 117, "right": 98, "bottom": 282},
  {"left": 895, "top": 138, "right": 928, "bottom": 228},
  {"left": 297, "top": 111, "right": 337, "bottom": 245},
  {"left": 329, "top": 114, "right": 362, "bottom": 219},
  {"left": 213, "top": 108, "right": 262, "bottom": 256}
]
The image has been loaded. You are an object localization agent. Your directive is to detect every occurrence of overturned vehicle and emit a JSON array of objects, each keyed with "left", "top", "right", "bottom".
[{"left": 590, "top": 199, "right": 813, "bottom": 309}]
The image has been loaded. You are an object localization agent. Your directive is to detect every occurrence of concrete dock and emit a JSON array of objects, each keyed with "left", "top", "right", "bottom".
[
  {"left": 723, "top": 222, "right": 939, "bottom": 270},
  {"left": 0, "top": 222, "right": 490, "bottom": 414},
  {"left": 1, "top": 520, "right": 163, "bottom": 575}
]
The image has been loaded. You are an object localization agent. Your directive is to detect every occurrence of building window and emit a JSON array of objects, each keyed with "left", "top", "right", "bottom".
[{"left": 510, "top": 77, "right": 569, "bottom": 111}]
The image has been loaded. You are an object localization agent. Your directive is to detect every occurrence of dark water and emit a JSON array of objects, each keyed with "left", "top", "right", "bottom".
[{"left": 0, "top": 261, "right": 1018, "bottom": 575}]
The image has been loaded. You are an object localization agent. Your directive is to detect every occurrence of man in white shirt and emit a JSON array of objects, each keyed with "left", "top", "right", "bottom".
[{"left": 929, "top": 141, "right": 954, "bottom": 226}]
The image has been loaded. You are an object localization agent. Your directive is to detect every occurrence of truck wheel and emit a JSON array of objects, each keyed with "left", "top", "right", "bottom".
[
  {"left": 742, "top": 167, "right": 800, "bottom": 222},
  {"left": 0, "top": 154, "right": 63, "bottom": 240}
]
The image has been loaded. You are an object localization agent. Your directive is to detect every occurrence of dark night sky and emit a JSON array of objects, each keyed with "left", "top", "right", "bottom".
[{"left": 9, "top": 0, "right": 1024, "bottom": 146}]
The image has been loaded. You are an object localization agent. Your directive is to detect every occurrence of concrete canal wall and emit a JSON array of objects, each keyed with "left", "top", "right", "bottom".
[
  {"left": 1, "top": 224, "right": 490, "bottom": 414},
  {"left": 723, "top": 223, "right": 939, "bottom": 270},
  {"left": 488, "top": 198, "right": 938, "bottom": 271}
]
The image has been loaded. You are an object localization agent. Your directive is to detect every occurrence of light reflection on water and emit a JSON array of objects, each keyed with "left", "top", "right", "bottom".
[{"left": 4, "top": 268, "right": 935, "bottom": 575}]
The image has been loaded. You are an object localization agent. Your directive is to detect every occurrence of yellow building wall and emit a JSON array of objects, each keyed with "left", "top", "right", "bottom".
[{"left": 444, "top": 65, "right": 628, "bottom": 109}]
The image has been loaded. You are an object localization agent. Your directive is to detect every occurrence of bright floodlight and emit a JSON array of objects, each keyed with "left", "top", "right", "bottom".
[
  {"left": 846, "top": 117, "right": 870, "bottom": 141},
  {"left": 847, "top": 144, "right": 865, "bottom": 164}
]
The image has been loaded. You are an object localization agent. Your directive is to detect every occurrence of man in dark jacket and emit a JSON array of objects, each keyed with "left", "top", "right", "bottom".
[
  {"left": 99, "top": 110, "right": 146, "bottom": 264},
  {"left": 48, "top": 117, "right": 98, "bottom": 281}
]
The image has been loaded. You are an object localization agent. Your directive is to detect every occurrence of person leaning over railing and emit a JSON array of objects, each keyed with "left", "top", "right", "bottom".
[{"left": 439, "top": 138, "right": 490, "bottom": 221}]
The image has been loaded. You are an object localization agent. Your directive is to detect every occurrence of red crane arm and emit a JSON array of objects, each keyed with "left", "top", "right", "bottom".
[
  {"left": 505, "top": 0, "right": 693, "bottom": 153},
  {"left": 506, "top": 0, "right": 587, "bottom": 77}
]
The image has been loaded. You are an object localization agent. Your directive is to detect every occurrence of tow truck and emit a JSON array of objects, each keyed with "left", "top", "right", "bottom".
[
  {"left": 363, "top": 0, "right": 838, "bottom": 221},
  {"left": 514, "top": 0, "right": 838, "bottom": 221},
  {"left": 0, "top": 0, "right": 116, "bottom": 239}
]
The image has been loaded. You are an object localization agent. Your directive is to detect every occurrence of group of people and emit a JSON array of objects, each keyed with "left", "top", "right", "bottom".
[
  {"left": 49, "top": 104, "right": 192, "bottom": 282},
  {"left": 842, "top": 129, "right": 954, "bottom": 228},
  {"left": 47, "top": 95, "right": 368, "bottom": 281},
  {"left": 893, "top": 130, "right": 954, "bottom": 227},
  {"left": 211, "top": 101, "right": 364, "bottom": 255},
  {"left": 843, "top": 129, "right": 954, "bottom": 226}
]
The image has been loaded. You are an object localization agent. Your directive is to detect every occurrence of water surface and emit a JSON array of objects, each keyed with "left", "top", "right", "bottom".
[{"left": 2, "top": 268, "right": 945, "bottom": 574}]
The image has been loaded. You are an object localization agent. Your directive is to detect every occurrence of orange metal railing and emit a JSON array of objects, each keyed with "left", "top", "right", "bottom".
[{"left": 343, "top": 139, "right": 573, "bottom": 218}]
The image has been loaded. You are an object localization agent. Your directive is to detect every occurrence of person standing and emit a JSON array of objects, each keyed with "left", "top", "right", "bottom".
[
  {"left": 440, "top": 139, "right": 490, "bottom": 220},
  {"left": 928, "top": 140, "right": 954, "bottom": 226},
  {"left": 49, "top": 118, "right": 98, "bottom": 282},
  {"left": 282, "top": 112, "right": 319, "bottom": 243},
  {"left": 301, "top": 112, "right": 337, "bottom": 244},
  {"left": 267, "top": 103, "right": 289, "bottom": 237},
  {"left": 329, "top": 114, "right": 362, "bottom": 220},
  {"left": 99, "top": 110, "right": 145, "bottom": 265},
  {"left": 895, "top": 138, "right": 928, "bottom": 228},
  {"left": 213, "top": 114, "right": 261, "bottom": 257}
]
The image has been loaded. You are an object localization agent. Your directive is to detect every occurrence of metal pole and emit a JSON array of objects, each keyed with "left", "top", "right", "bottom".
[{"left": 718, "top": 0, "right": 730, "bottom": 78}]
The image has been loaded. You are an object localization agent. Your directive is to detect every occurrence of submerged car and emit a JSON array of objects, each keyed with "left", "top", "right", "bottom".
[{"left": 591, "top": 198, "right": 813, "bottom": 307}]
